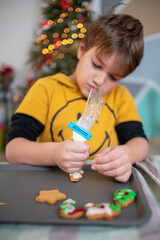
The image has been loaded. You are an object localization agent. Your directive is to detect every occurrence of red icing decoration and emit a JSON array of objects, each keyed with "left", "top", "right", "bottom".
[
  {"left": 124, "top": 192, "right": 129, "bottom": 195},
  {"left": 69, "top": 208, "right": 84, "bottom": 215}
]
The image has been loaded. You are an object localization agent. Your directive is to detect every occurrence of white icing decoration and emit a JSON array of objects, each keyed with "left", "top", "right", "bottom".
[
  {"left": 103, "top": 203, "right": 112, "bottom": 215},
  {"left": 69, "top": 170, "right": 84, "bottom": 179},
  {"left": 86, "top": 207, "right": 104, "bottom": 215},
  {"left": 86, "top": 203, "right": 113, "bottom": 216},
  {"left": 63, "top": 205, "right": 75, "bottom": 214},
  {"left": 64, "top": 198, "right": 76, "bottom": 205},
  {"left": 85, "top": 203, "right": 94, "bottom": 208},
  {"left": 73, "top": 132, "right": 86, "bottom": 142},
  {"left": 115, "top": 195, "right": 123, "bottom": 199},
  {"left": 73, "top": 89, "right": 104, "bottom": 142},
  {"left": 70, "top": 172, "right": 82, "bottom": 179}
]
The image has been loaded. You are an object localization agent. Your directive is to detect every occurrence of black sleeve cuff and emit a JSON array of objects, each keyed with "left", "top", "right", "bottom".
[
  {"left": 6, "top": 113, "right": 44, "bottom": 144},
  {"left": 115, "top": 121, "right": 148, "bottom": 144}
]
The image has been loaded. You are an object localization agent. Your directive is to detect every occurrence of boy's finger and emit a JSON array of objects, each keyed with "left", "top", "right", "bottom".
[
  {"left": 93, "top": 153, "right": 112, "bottom": 164},
  {"left": 93, "top": 147, "right": 125, "bottom": 164},
  {"left": 98, "top": 165, "right": 129, "bottom": 177},
  {"left": 95, "top": 146, "right": 112, "bottom": 157},
  {"left": 114, "top": 171, "right": 131, "bottom": 182},
  {"left": 92, "top": 159, "right": 128, "bottom": 173},
  {"left": 72, "top": 142, "right": 90, "bottom": 153}
]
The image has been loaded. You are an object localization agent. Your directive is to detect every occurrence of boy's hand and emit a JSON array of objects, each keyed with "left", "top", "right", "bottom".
[
  {"left": 91, "top": 145, "right": 132, "bottom": 182},
  {"left": 53, "top": 140, "right": 90, "bottom": 173}
]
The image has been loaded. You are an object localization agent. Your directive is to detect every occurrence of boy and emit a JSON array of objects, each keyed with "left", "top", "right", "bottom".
[{"left": 6, "top": 14, "right": 149, "bottom": 182}]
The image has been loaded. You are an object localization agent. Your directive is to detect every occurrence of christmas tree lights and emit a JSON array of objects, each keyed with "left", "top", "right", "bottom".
[{"left": 28, "top": 0, "right": 92, "bottom": 80}]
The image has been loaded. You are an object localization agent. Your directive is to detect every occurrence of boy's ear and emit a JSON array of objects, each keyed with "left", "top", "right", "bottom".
[{"left": 77, "top": 40, "right": 86, "bottom": 59}]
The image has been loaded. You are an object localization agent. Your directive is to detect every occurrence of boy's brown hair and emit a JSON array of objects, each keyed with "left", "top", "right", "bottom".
[{"left": 85, "top": 14, "right": 144, "bottom": 77}]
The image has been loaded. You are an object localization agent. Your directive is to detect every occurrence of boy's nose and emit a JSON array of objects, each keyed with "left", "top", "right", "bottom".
[{"left": 93, "top": 72, "right": 106, "bottom": 86}]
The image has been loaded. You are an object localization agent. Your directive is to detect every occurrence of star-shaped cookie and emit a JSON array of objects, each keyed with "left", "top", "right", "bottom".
[{"left": 35, "top": 189, "right": 67, "bottom": 205}]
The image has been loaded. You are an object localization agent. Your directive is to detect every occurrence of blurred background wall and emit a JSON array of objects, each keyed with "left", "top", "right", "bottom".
[
  {"left": 119, "top": 0, "right": 160, "bottom": 139},
  {"left": 0, "top": 0, "right": 42, "bottom": 87}
]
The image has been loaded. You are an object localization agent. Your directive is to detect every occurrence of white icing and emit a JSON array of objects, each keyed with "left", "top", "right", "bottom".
[
  {"left": 86, "top": 207, "right": 104, "bottom": 215},
  {"left": 115, "top": 195, "right": 122, "bottom": 199},
  {"left": 69, "top": 170, "right": 84, "bottom": 179},
  {"left": 63, "top": 205, "right": 75, "bottom": 214},
  {"left": 73, "top": 132, "right": 86, "bottom": 142},
  {"left": 70, "top": 172, "right": 82, "bottom": 179},
  {"left": 103, "top": 203, "right": 112, "bottom": 215},
  {"left": 64, "top": 198, "right": 76, "bottom": 205},
  {"left": 86, "top": 203, "right": 113, "bottom": 216},
  {"left": 73, "top": 89, "right": 104, "bottom": 142},
  {"left": 85, "top": 203, "right": 94, "bottom": 208}
]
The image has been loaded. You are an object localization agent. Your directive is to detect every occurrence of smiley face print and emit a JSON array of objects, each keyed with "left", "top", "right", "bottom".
[{"left": 50, "top": 97, "right": 118, "bottom": 159}]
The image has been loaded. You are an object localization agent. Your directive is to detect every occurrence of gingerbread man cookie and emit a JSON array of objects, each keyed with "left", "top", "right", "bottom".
[
  {"left": 35, "top": 189, "right": 67, "bottom": 205},
  {"left": 85, "top": 202, "right": 121, "bottom": 220}
]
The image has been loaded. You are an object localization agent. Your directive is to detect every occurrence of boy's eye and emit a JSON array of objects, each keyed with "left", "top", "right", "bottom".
[
  {"left": 92, "top": 61, "right": 102, "bottom": 69},
  {"left": 109, "top": 75, "right": 118, "bottom": 82}
]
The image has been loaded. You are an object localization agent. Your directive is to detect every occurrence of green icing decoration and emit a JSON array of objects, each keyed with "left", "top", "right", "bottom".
[
  {"left": 59, "top": 203, "right": 68, "bottom": 208},
  {"left": 95, "top": 203, "right": 102, "bottom": 207},
  {"left": 60, "top": 204, "right": 75, "bottom": 214},
  {"left": 109, "top": 203, "right": 121, "bottom": 211},
  {"left": 113, "top": 189, "right": 136, "bottom": 204},
  {"left": 114, "top": 197, "right": 126, "bottom": 204},
  {"left": 59, "top": 202, "right": 75, "bottom": 208},
  {"left": 60, "top": 208, "right": 67, "bottom": 214},
  {"left": 59, "top": 199, "right": 76, "bottom": 209}
]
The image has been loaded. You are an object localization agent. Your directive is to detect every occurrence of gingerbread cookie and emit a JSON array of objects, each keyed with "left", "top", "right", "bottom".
[
  {"left": 69, "top": 170, "right": 84, "bottom": 182},
  {"left": 113, "top": 189, "right": 136, "bottom": 208},
  {"left": 85, "top": 202, "right": 121, "bottom": 220},
  {"left": 35, "top": 189, "right": 67, "bottom": 205},
  {"left": 59, "top": 198, "right": 84, "bottom": 219}
]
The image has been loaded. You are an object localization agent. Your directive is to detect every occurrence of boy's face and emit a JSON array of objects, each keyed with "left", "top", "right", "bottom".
[{"left": 70, "top": 42, "right": 123, "bottom": 98}]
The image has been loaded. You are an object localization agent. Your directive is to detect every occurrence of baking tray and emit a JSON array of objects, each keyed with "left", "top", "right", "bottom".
[{"left": 0, "top": 164, "right": 151, "bottom": 226}]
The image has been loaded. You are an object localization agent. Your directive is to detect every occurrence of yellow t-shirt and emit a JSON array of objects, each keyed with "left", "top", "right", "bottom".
[{"left": 16, "top": 73, "right": 142, "bottom": 158}]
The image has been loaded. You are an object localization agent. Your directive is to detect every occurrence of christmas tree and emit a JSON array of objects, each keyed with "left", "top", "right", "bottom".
[{"left": 28, "top": 0, "right": 92, "bottom": 80}]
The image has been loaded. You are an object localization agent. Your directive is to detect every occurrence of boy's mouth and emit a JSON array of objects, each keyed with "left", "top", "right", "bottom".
[{"left": 88, "top": 84, "right": 98, "bottom": 92}]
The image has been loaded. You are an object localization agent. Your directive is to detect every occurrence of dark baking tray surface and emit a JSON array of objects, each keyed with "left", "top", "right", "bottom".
[{"left": 0, "top": 164, "right": 151, "bottom": 226}]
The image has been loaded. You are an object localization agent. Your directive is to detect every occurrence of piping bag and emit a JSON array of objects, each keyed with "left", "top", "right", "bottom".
[{"left": 68, "top": 87, "right": 104, "bottom": 180}]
